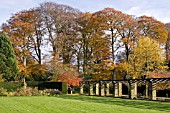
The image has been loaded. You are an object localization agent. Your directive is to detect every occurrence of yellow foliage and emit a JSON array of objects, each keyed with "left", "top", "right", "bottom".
[
  {"left": 128, "top": 37, "right": 167, "bottom": 78},
  {"left": 0, "top": 74, "right": 4, "bottom": 82}
]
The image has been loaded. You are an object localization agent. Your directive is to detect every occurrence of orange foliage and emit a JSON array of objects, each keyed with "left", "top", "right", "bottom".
[
  {"left": 138, "top": 15, "right": 168, "bottom": 43},
  {"left": 58, "top": 72, "right": 82, "bottom": 86}
]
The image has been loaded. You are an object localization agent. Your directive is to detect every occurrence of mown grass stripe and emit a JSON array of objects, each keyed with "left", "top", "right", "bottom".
[{"left": 0, "top": 96, "right": 169, "bottom": 113}]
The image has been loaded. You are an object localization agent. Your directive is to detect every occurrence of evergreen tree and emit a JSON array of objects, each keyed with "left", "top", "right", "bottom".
[{"left": 0, "top": 32, "right": 18, "bottom": 81}]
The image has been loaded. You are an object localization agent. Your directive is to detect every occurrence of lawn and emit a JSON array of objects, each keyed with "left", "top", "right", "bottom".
[{"left": 0, "top": 95, "right": 169, "bottom": 113}]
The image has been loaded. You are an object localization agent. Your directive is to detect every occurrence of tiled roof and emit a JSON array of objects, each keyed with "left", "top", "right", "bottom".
[{"left": 149, "top": 72, "right": 170, "bottom": 78}]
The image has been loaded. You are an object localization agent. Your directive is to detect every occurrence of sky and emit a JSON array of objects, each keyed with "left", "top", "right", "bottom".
[{"left": 0, "top": 0, "right": 170, "bottom": 25}]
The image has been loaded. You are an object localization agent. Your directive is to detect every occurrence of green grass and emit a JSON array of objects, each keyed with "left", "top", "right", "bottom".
[{"left": 0, "top": 95, "right": 169, "bottom": 113}]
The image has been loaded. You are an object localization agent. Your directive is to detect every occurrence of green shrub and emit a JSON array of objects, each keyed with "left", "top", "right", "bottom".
[
  {"left": 62, "top": 82, "right": 67, "bottom": 94},
  {"left": 42, "top": 89, "right": 62, "bottom": 95},
  {"left": 0, "top": 82, "right": 22, "bottom": 91},
  {"left": 13, "top": 87, "right": 39, "bottom": 96},
  {"left": 0, "top": 81, "right": 68, "bottom": 94},
  {"left": 26, "top": 81, "right": 42, "bottom": 87},
  {"left": 72, "top": 86, "right": 80, "bottom": 94},
  {"left": 0, "top": 88, "right": 8, "bottom": 96}
]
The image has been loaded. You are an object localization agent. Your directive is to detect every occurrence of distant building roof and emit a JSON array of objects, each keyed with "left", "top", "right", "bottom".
[{"left": 149, "top": 72, "right": 170, "bottom": 78}]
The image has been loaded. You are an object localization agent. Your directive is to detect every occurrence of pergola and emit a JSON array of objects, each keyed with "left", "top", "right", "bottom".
[{"left": 80, "top": 78, "right": 170, "bottom": 101}]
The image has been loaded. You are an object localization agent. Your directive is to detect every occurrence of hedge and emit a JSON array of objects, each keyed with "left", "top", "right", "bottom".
[
  {"left": 0, "top": 82, "right": 22, "bottom": 91},
  {"left": 0, "top": 81, "right": 68, "bottom": 94}
]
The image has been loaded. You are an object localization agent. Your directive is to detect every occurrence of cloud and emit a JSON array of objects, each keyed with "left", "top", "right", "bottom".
[
  {"left": 125, "top": 7, "right": 143, "bottom": 16},
  {"left": 0, "top": 0, "right": 37, "bottom": 24},
  {"left": 125, "top": 6, "right": 170, "bottom": 23},
  {"left": 0, "top": 0, "right": 170, "bottom": 24},
  {"left": 0, "top": 0, "right": 36, "bottom": 10}
]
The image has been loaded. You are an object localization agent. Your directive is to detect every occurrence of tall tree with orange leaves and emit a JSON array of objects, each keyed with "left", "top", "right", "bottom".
[
  {"left": 165, "top": 23, "right": 170, "bottom": 68},
  {"left": 28, "top": 8, "right": 44, "bottom": 65},
  {"left": 77, "top": 12, "right": 93, "bottom": 75},
  {"left": 2, "top": 8, "right": 47, "bottom": 80},
  {"left": 77, "top": 11, "right": 111, "bottom": 80},
  {"left": 87, "top": 8, "right": 138, "bottom": 80},
  {"left": 1, "top": 10, "right": 36, "bottom": 83},
  {"left": 4, "top": 10, "right": 34, "bottom": 73},
  {"left": 138, "top": 16, "right": 168, "bottom": 43}
]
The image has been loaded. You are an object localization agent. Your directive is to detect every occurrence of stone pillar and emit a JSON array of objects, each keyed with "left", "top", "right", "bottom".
[
  {"left": 101, "top": 83, "right": 105, "bottom": 96},
  {"left": 89, "top": 83, "right": 93, "bottom": 95},
  {"left": 106, "top": 83, "right": 110, "bottom": 96},
  {"left": 96, "top": 83, "right": 99, "bottom": 95},
  {"left": 118, "top": 82, "right": 122, "bottom": 97},
  {"left": 114, "top": 82, "right": 119, "bottom": 97},
  {"left": 80, "top": 84, "right": 84, "bottom": 95},
  {"left": 128, "top": 82, "right": 131, "bottom": 99},
  {"left": 130, "top": 82, "right": 137, "bottom": 99},
  {"left": 148, "top": 82, "right": 157, "bottom": 100},
  {"left": 145, "top": 82, "right": 149, "bottom": 99},
  {"left": 148, "top": 82, "right": 152, "bottom": 100},
  {"left": 152, "top": 87, "right": 157, "bottom": 100}
]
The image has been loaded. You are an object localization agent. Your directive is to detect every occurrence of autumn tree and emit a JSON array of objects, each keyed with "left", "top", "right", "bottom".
[
  {"left": 91, "top": 8, "right": 123, "bottom": 62},
  {"left": 165, "top": 23, "right": 170, "bottom": 69},
  {"left": 2, "top": 10, "right": 35, "bottom": 76},
  {"left": 2, "top": 9, "right": 47, "bottom": 82},
  {"left": 1, "top": 8, "right": 51, "bottom": 81},
  {"left": 86, "top": 8, "right": 140, "bottom": 80},
  {"left": 51, "top": 63, "right": 79, "bottom": 83},
  {"left": 35, "top": 2, "right": 82, "bottom": 82},
  {"left": 1, "top": 2, "right": 169, "bottom": 82},
  {"left": 39, "top": 2, "right": 80, "bottom": 64},
  {"left": 0, "top": 32, "right": 18, "bottom": 81},
  {"left": 138, "top": 16, "right": 168, "bottom": 43},
  {"left": 28, "top": 8, "right": 45, "bottom": 65},
  {"left": 77, "top": 11, "right": 113, "bottom": 80},
  {"left": 26, "top": 63, "right": 49, "bottom": 81},
  {"left": 91, "top": 60, "right": 114, "bottom": 80},
  {"left": 56, "top": 64, "right": 82, "bottom": 86},
  {"left": 1, "top": 2, "right": 82, "bottom": 82},
  {"left": 128, "top": 37, "right": 167, "bottom": 78},
  {"left": 81, "top": 8, "right": 122, "bottom": 80},
  {"left": 76, "top": 12, "right": 93, "bottom": 75},
  {"left": 87, "top": 27, "right": 111, "bottom": 80}
]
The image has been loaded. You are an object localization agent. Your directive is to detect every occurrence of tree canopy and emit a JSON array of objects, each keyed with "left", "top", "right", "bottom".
[
  {"left": 0, "top": 2, "right": 169, "bottom": 82},
  {"left": 128, "top": 37, "right": 167, "bottom": 78}
]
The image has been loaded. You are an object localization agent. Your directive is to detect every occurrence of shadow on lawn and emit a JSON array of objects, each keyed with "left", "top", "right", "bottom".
[{"left": 57, "top": 95, "right": 170, "bottom": 112}]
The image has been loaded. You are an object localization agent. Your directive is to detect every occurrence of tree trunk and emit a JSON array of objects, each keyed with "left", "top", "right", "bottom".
[{"left": 111, "top": 28, "right": 116, "bottom": 80}]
